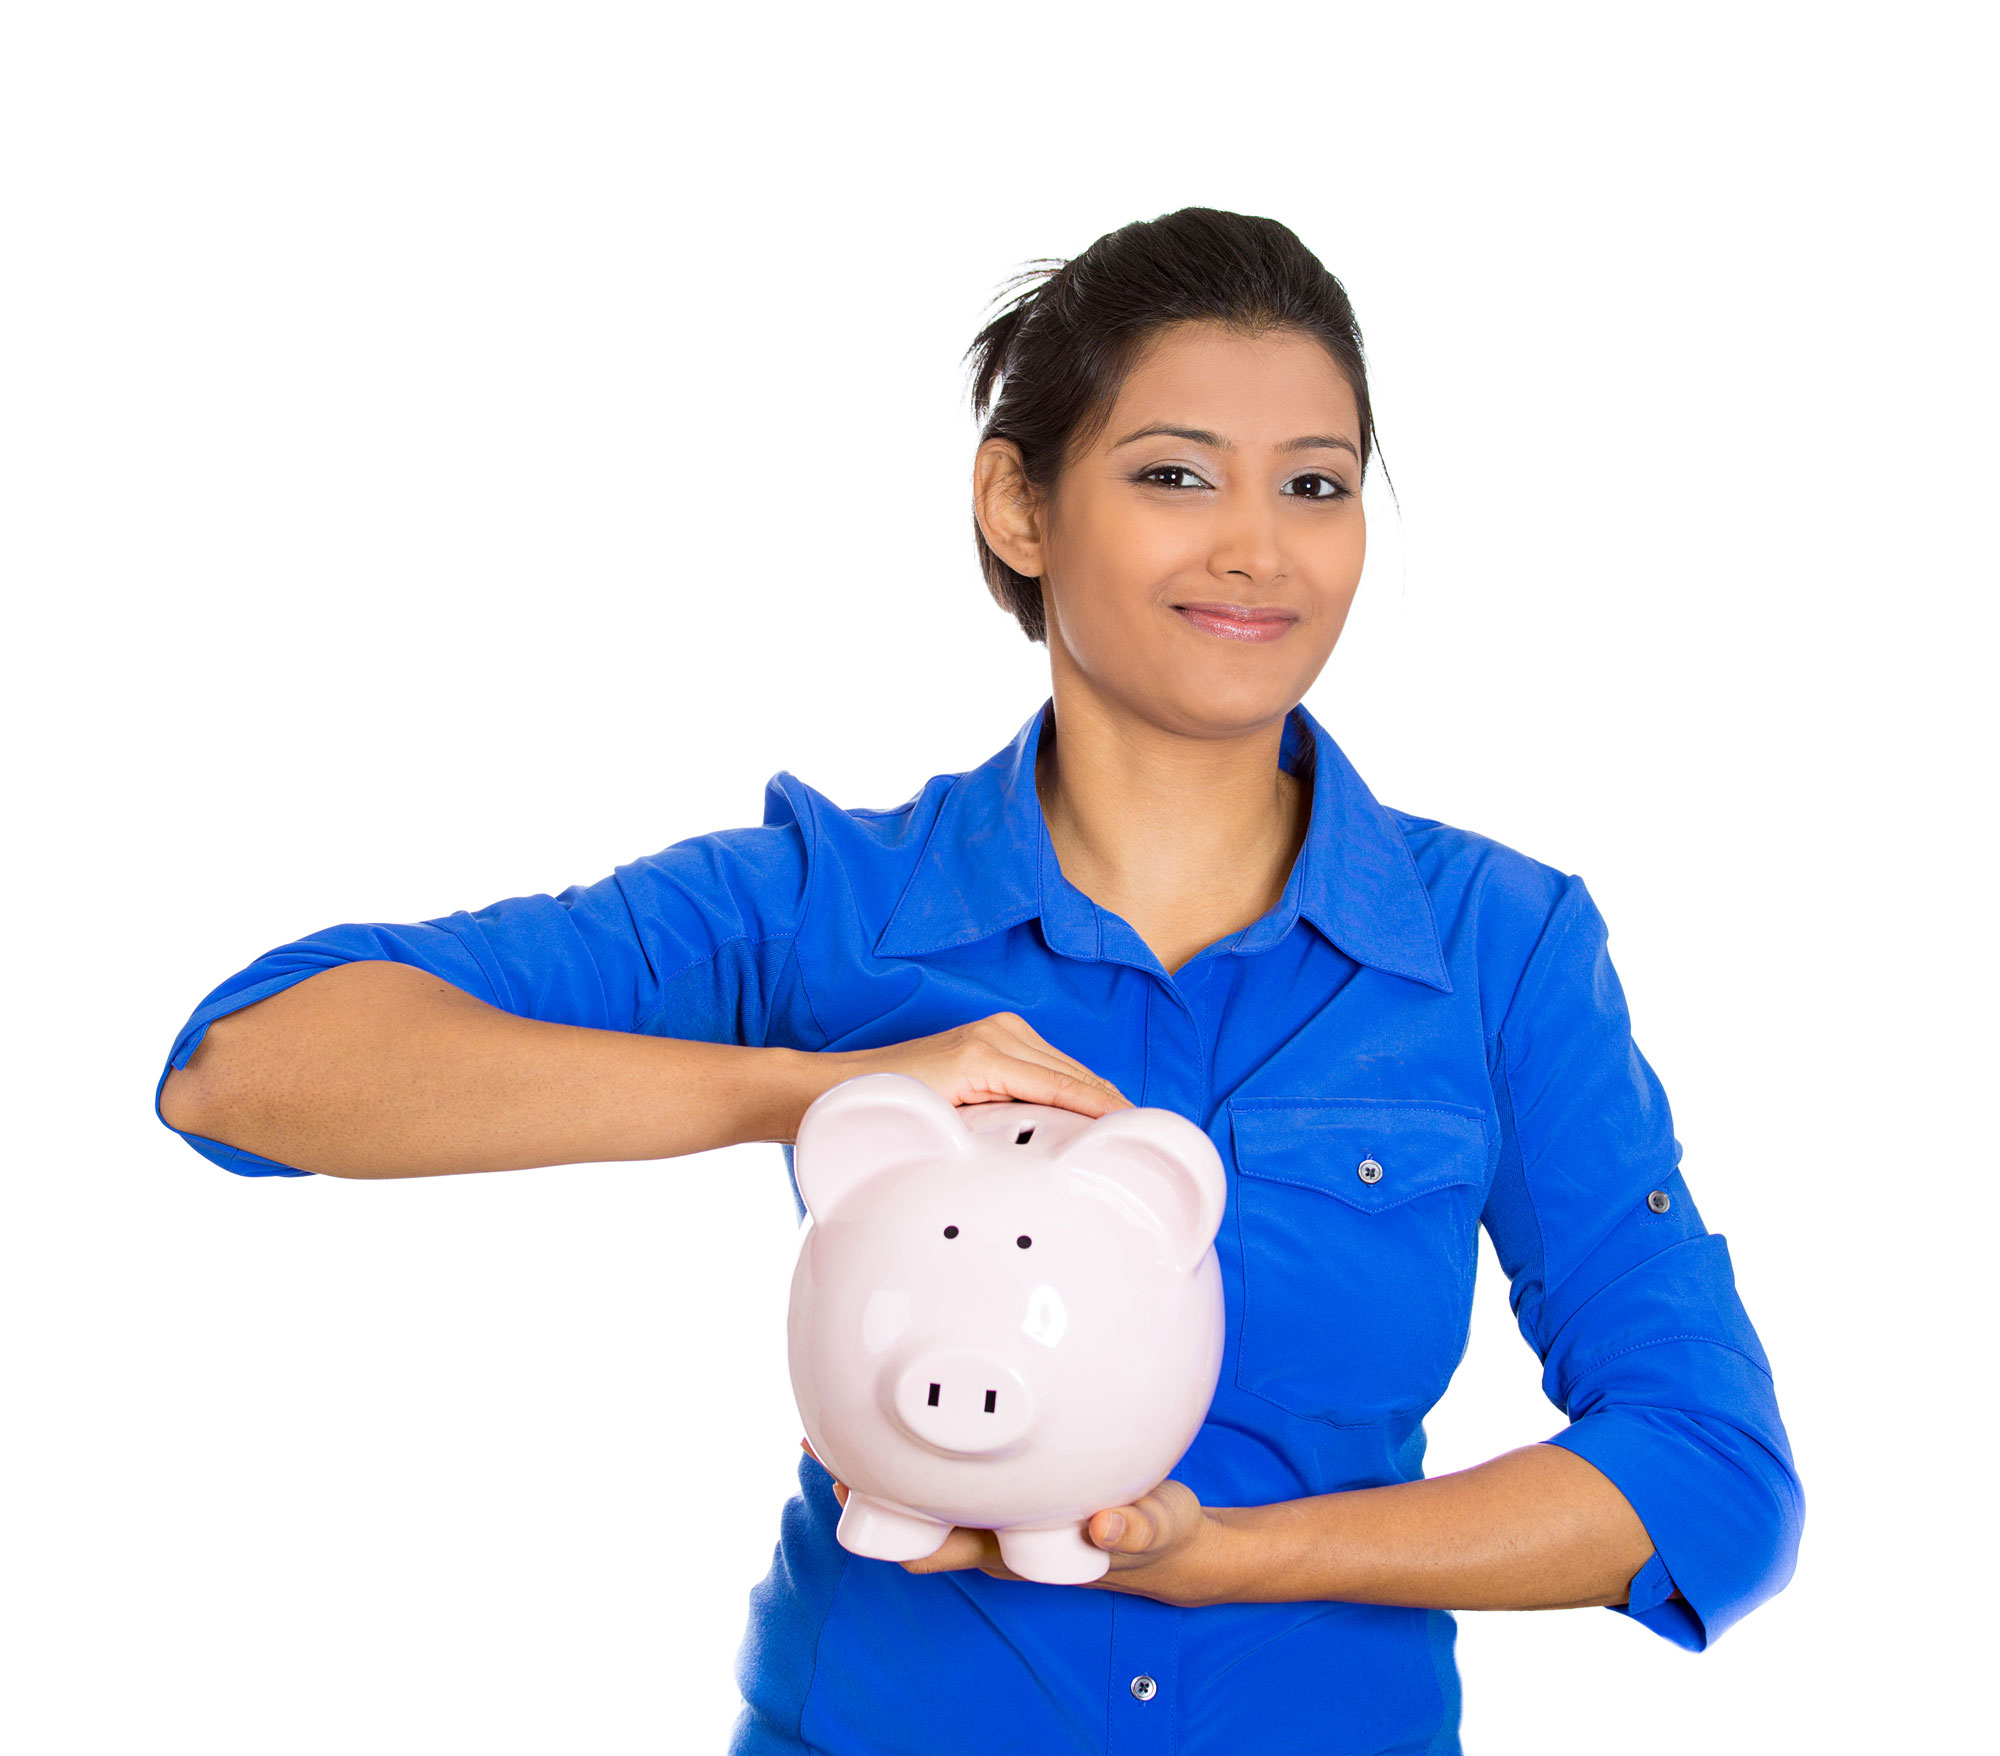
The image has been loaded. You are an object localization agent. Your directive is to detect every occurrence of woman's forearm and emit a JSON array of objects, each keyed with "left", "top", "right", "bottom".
[
  {"left": 159, "top": 959, "right": 831, "bottom": 1178},
  {"left": 1210, "top": 1442, "right": 1658, "bottom": 1611}
]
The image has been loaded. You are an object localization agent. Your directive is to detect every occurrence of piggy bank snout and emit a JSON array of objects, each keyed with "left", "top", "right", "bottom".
[{"left": 887, "top": 1346, "right": 1037, "bottom": 1459}]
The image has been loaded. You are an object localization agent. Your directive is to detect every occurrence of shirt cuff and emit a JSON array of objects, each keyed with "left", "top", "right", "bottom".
[
  {"left": 1621, "top": 1548, "right": 1675, "bottom": 1615},
  {"left": 1544, "top": 1421, "right": 1712, "bottom": 1651}
]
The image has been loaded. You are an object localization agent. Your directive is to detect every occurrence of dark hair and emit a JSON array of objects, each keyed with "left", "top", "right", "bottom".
[{"left": 963, "top": 207, "right": 1386, "bottom": 645}]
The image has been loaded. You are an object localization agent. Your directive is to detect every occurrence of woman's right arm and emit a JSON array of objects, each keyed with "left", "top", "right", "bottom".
[
  {"left": 158, "top": 782, "right": 1129, "bottom": 1181},
  {"left": 160, "top": 963, "right": 1131, "bottom": 1179},
  {"left": 158, "top": 958, "right": 830, "bottom": 1178}
]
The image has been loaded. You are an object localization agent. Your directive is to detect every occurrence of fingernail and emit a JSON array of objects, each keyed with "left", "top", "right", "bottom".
[{"left": 1102, "top": 1515, "right": 1126, "bottom": 1543}]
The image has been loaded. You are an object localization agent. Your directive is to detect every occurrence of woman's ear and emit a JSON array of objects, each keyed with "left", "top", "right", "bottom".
[{"left": 973, "top": 437, "right": 1048, "bottom": 579}]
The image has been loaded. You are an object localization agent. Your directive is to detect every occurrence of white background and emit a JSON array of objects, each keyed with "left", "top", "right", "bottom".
[{"left": 5, "top": 3, "right": 1992, "bottom": 1751}]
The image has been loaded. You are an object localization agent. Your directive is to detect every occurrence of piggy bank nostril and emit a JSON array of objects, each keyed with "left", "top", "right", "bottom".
[
  {"left": 1015, "top": 1127, "right": 1035, "bottom": 1144},
  {"left": 985, "top": 1389, "right": 998, "bottom": 1412},
  {"left": 927, "top": 1382, "right": 941, "bottom": 1406}
]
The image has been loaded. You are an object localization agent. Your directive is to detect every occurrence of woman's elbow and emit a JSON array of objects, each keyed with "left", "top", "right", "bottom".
[
  {"left": 157, "top": 1006, "right": 319, "bottom": 1169},
  {"left": 158, "top": 1061, "right": 208, "bottom": 1136},
  {"left": 1701, "top": 1440, "right": 1806, "bottom": 1640}
]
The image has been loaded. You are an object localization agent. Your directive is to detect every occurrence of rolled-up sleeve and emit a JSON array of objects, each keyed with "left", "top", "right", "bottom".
[
  {"left": 1480, "top": 874, "right": 1803, "bottom": 1649},
  {"left": 156, "top": 772, "right": 819, "bottom": 1177}
]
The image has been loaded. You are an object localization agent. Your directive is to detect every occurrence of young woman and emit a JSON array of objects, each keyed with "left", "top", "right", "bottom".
[{"left": 157, "top": 208, "right": 1802, "bottom": 1754}]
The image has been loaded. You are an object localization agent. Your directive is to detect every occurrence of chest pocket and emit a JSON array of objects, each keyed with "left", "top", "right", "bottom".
[{"left": 1228, "top": 1097, "right": 1489, "bottom": 1428}]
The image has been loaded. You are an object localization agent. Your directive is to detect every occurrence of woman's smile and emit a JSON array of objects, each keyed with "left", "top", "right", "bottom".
[{"left": 1172, "top": 602, "right": 1300, "bottom": 642}]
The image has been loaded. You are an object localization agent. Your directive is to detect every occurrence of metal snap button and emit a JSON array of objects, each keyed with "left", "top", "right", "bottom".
[
  {"left": 1647, "top": 1190, "right": 1671, "bottom": 1213},
  {"left": 1358, "top": 1158, "right": 1384, "bottom": 1185},
  {"left": 1130, "top": 1675, "right": 1158, "bottom": 1701}
]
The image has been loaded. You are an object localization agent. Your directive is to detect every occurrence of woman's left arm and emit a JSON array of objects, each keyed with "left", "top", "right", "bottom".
[
  {"left": 1097, "top": 1438, "right": 1660, "bottom": 1610},
  {"left": 1452, "top": 872, "right": 1806, "bottom": 1649}
]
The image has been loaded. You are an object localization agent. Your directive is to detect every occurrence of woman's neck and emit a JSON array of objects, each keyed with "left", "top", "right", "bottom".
[{"left": 1034, "top": 692, "right": 1310, "bottom": 977}]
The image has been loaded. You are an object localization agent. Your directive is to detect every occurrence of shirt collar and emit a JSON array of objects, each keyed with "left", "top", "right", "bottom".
[{"left": 873, "top": 695, "right": 1451, "bottom": 992}]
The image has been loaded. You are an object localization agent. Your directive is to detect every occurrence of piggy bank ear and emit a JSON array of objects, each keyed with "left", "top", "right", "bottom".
[
  {"left": 793, "top": 1071, "right": 971, "bottom": 1223},
  {"left": 1054, "top": 1109, "right": 1227, "bottom": 1274}
]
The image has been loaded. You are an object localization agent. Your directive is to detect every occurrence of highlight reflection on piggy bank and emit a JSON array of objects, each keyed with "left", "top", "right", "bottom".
[{"left": 787, "top": 1071, "right": 1226, "bottom": 1584}]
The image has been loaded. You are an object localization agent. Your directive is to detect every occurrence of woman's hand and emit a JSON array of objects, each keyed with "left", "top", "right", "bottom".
[
  {"left": 820, "top": 1012, "right": 1135, "bottom": 1119},
  {"left": 800, "top": 1439, "right": 1236, "bottom": 1609}
]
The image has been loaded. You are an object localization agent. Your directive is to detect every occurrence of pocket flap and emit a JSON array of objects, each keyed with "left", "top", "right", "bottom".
[{"left": 1229, "top": 1097, "right": 1490, "bottom": 1213}]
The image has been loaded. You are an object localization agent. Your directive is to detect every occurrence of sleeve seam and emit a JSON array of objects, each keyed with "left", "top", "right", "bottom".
[
  {"left": 774, "top": 770, "right": 829, "bottom": 1050},
  {"left": 1493, "top": 1025, "right": 1552, "bottom": 1354},
  {"left": 633, "top": 930, "right": 800, "bottom": 1039},
  {"left": 1494, "top": 871, "right": 1588, "bottom": 1047},
  {"left": 610, "top": 868, "right": 663, "bottom": 1017},
  {"left": 437, "top": 913, "right": 518, "bottom": 1014},
  {"left": 630, "top": 773, "right": 823, "bottom": 1046},
  {"left": 787, "top": 931, "right": 830, "bottom": 1049},
  {"left": 1563, "top": 1331, "right": 1777, "bottom": 1386}
]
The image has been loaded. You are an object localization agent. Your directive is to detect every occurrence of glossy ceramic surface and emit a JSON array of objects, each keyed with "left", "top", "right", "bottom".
[{"left": 787, "top": 1072, "right": 1227, "bottom": 1584}]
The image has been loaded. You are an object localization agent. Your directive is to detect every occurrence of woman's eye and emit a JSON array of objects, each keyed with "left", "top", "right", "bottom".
[
  {"left": 1136, "top": 465, "right": 1210, "bottom": 491},
  {"left": 1283, "top": 472, "right": 1351, "bottom": 500}
]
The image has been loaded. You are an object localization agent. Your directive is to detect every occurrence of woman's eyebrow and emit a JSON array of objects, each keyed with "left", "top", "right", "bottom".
[{"left": 1110, "top": 422, "right": 1360, "bottom": 460}]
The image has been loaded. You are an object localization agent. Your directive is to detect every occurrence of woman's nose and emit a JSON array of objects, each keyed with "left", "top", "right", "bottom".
[{"left": 1205, "top": 492, "right": 1285, "bottom": 586}]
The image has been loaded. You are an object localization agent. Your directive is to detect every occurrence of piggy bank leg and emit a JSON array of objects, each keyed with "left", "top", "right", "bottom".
[
  {"left": 836, "top": 1491, "right": 953, "bottom": 1564},
  {"left": 996, "top": 1521, "right": 1111, "bottom": 1585}
]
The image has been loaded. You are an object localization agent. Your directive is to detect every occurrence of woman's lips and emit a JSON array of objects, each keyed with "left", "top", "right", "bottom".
[{"left": 1173, "top": 604, "right": 1297, "bottom": 643}]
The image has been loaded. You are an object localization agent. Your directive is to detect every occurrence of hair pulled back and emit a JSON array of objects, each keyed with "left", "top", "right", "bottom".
[{"left": 964, "top": 207, "right": 1382, "bottom": 645}]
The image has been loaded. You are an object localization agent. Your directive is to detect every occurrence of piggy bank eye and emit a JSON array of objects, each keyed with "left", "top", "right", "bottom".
[
  {"left": 1016, "top": 1235, "right": 1033, "bottom": 1249},
  {"left": 942, "top": 1225, "right": 959, "bottom": 1239}
]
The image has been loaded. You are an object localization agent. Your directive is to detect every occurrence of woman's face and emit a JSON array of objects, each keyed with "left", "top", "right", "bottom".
[{"left": 976, "top": 320, "right": 1367, "bottom": 738}]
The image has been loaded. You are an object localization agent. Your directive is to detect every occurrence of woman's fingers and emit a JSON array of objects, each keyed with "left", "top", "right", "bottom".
[
  {"left": 839, "top": 1013, "right": 1134, "bottom": 1117},
  {"left": 801, "top": 1437, "right": 850, "bottom": 1502},
  {"left": 955, "top": 1013, "right": 1135, "bottom": 1113},
  {"left": 801, "top": 1436, "right": 836, "bottom": 1480},
  {"left": 836, "top": 1016, "right": 1136, "bottom": 1112},
  {"left": 978, "top": 1010, "right": 1126, "bottom": 1089},
  {"left": 899, "top": 1524, "right": 1010, "bottom": 1575}
]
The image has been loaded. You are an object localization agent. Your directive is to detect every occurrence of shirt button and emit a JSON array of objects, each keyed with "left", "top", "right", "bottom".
[
  {"left": 1130, "top": 1675, "right": 1158, "bottom": 1701},
  {"left": 1358, "top": 1158, "right": 1384, "bottom": 1184},
  {"left": 1647, "top": 1190, "right": 1671, "bottom": 1213}
]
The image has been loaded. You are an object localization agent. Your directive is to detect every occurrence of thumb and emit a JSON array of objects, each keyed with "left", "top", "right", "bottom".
[{"left": 1090, "top": 1505, "right": 1151, "bottom": 1552}]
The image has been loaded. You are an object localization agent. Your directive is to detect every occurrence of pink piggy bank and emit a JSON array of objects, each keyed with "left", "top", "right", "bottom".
[{"left": 787, "top": 1070, "right": 1227, "bottom": 1584}]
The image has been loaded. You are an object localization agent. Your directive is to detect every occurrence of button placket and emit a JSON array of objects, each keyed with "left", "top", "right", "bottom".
[{"left": 1107, "top": 1592, "right": 1178, "bottom": 1754}]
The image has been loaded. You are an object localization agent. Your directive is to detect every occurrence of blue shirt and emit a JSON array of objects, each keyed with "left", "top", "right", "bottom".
[{"left": 157, "top": 695, "right": 1803, "bottom": 1755}]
